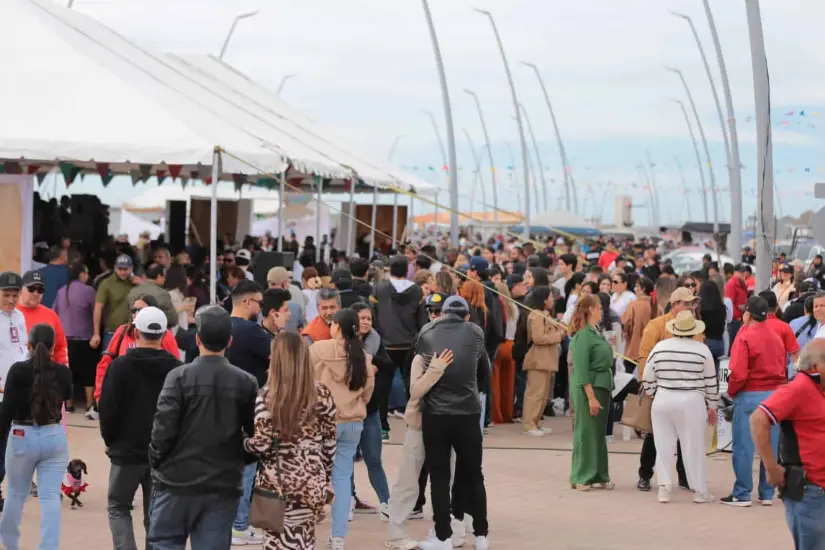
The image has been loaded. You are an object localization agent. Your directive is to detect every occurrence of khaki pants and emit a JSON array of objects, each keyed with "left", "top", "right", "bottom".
[
  {"left": 386, "top": 428, "right": 425, "bottom": 542},
  {"left": 522, "top": 370, "right": 554, "bottom": 432}
]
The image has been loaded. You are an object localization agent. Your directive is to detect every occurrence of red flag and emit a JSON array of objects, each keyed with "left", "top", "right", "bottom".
[
  {"left": 96, "top": 163, "right": 110, "bottom": 179},
  {"left": 168, "top": 165, "right": 182, "bottom": 179},
  {"left": 26, "top": 164, "right": 40, "bottom": 175}
]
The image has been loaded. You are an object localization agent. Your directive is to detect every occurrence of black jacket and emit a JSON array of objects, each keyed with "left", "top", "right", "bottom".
[
  {"left": 149, "top": 355, "right": 258, "bottom": 496},
  {"left": 416, "top": 314, "right": 490, "bottom": 416},
  {"left": 339, "top": 288, "right": 367, "bottom": 309},
  {"left": 352, "top": 279, "right": 372, "bottom": 300},
  {"left": 99, "top": 348, "right": 182, "bottom": 465},
  {"left": 372, "top": 279, "right": 425, "bottom": 348},
  {"left": 481, "top": 280, "right": 504, "bottom": 358}
]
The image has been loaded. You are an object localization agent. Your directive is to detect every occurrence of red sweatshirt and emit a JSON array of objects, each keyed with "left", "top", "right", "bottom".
[
  {"left": 16, "top": 304, "right": 68, "bottom": 366},
  {"left": 93, "top": 323, "right": 180, "bottom": 401},
  {"left": 727, "top": 321, "right": 786, "bottom": 396}
]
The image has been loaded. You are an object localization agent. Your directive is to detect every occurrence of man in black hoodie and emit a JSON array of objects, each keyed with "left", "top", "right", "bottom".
[
  {"left": 332, "top": 268, "right": 367, "bottom": 309},
  {"left": 350, "top": 258, "right": 373, "bottom": 301},
  {"left": 99, "top": 306, "right": 182, "bottom": 550},
  {"left": 372, "top": 255, "right": 426, "bottom": 433}
]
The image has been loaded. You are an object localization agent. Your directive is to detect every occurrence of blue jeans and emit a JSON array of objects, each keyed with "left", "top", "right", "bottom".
[
  {"left": 103, "top": 331, "right": 116, "bottom": 349},
  {"left": 479, "top": 393, "right": 487, "bottom": 432},
  {"left": 388, "top": 370, "right": 407, "bottom": 412},
  {"left": 148, "top": 489, "right": 237, "bottom": 550},
  {"left": 785, "top": 484, "right": 825, "bottom": 550},
  {"left": 333, "top": 421, "right": 363, "bottom": 538},
  {"left": 732, "top": 391, "right": 779, "bottom": 501},
  {"left": 353, "top": 412, "right": 389, "bottom": 504},
  {"left": 706, "top": 338, "right": 725, "bottom": 374},
  {"left": 0, "top": 424, "right": 69, "bottom": 550},
  {"left": 233, "top": 462, "right": 257, "bottom": 531}
]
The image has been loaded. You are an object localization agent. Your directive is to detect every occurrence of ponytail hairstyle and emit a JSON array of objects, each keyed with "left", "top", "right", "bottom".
[
  {"left": 332, "top": 309, "right": 368, "bottom": 391},
  {"left": 637, "top": 276, "right": 656, "bottom": 320},
  {"left": 29, "top": 324, "right": 61, "bottom": 425},
  {"left": 65, "top": 264, "right": 87, "bottom": 306},
  {"left": 569, "top": 294, "right": 601, "bottom": 335},
  {"left": 797, "top": 295, "right": 817, "bottom": 339}
]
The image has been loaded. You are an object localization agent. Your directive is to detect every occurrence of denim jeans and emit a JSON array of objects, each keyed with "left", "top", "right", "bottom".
[
  {"left": 353, "top": 411, "right": 389, "bottom": 503},
  {"left": 103, "top": 331, "right": 116, "bottom": 350},
  {"left": 233, "top": 462, "right": 257, "bottom": 531},
  {"left": 479, "top": 393, "right": 487, "bottom": 432},
  {"left": 514, "top": 370, "right": 527, "bottom": 414},
  {"left": 784, "top": 484, "right": 825, "bottom": 550},
  {"left": 732, "top": 391, "right": 779, "bottom": 501},
  {"left": 147, "top": 489, "right": 237, "bottom": 550},
  {"left": 107, "top": 463, "right": 152, "bottom": 550},
  {"left": 333, "top": 421, "right": 363, "bottom": 538},
  {"left": 0, "top": 424, "right": 69, "bottom": 550},
  {"left": 706, "top": 338, "right": 725, "bottom": 374}
]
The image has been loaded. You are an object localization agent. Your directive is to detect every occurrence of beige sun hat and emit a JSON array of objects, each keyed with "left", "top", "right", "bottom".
[{"left": 665, "top": 310, "right": 705, "bottom": 337}]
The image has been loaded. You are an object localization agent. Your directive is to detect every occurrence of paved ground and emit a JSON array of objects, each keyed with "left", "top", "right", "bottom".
[{"left": 13, "top": 413, "right": 791, "bottom": 549}]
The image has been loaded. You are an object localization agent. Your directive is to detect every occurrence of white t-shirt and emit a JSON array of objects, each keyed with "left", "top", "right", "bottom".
[
  {"left": 0, "top": 309, "right": 29, "bottom": 400},
  {"left": 552, "top": 276, "right": 568, "bottom": 299},
  {"left": 815, "top": 324, "right": 825, "bottom": 340},
  {"left": 611, "top": 291, "right": 637, "bottom": 318}
]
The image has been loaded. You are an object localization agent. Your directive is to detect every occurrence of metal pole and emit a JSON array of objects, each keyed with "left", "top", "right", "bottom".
[
  {"left": 369, "top": 183, "right": 377, "bottom": 258},
  {"left": 671, "top": 99, "right": 709, "bottom": 221},
  {"left": 277, "top": 168, "right": 285, "bottom": 252},
  {"left": 462, "top": 129, "right": 487, "bottom": 215},
  {"left": 276, "top": 73, "right": 297, "bottom": 96},
  {"left": 423, "top": 110, "right": 445, "bottom": 236},
  {"left": 67, "top": 0, "right": 75, "bottom": 7},
  {"left": 519, "top": 103, "right": 549, "bottom": 212},
  {"left": 347, "top": 179, "right": 355, "bottom": 258},
  {"left": 702, "top": 0, "right": 744, "bottom": 257},
  {"left": 464, "top": 90, "right": 498, "bottom": 223},
  {"left": 315, "top": 175, "right": 322, "bottom": 263},
  {"left": 420, "top": 0, "right": 459, "bottom": 247},
  {"left": 209, "top": 149, "right": 220, "bottom": 304},
  {"left": 746, "top": 0, "right": 773, "bottom": 293},
  {"left": 674, "top": 156, "right": 693, "bottom": 222},
  {"left": 666, "top": 67, "right": 720, "bottom": 258},
  {"left": 475, "top": 9, "right": 530, "bottom": 234},
  {"left": 433, "top": 190, "right": 440, "bottom": 234},
  {"left": 387, "top": 134, "right": 405, "bottom": 161},
  {"left": 524, "top": 140, "right": 540, "bottom": 219},
  {"left": 392, "top": 192, "right": 399, "bottom": 249},
  {"left": 644, "top": 151, "right": 661, "bottom": 225},
  {"left": 522, "top": 62, "right": 576, "bottom": 213},
  {"left": 218, "top": 11, "right": 258, "bottom": 61}
]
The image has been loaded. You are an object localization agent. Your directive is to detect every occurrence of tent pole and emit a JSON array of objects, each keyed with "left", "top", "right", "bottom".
[
  {"left": 347, "top": 179, "right": 355, "bottom": 258},
  {"left": 277, "top": 168, "right": 285, "bottom": 253},
  {"left": 210, "top": 148, "right": 220, "bottom": 304},
  {"left": 369, "top": 184, "right": 378, "bottom": 258},
  {"left": 392, "top": 192, "right": 399, "bottom": 251},
  {"left": 315, "top": 175, "right": 322, "bottom": 264},
  {"left": 433, "top": 190, "right": 439, "bottom": 236}
]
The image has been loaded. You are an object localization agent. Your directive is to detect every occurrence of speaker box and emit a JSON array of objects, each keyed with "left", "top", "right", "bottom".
[
  {"left": 166, "top": 200, "right": 187, "bottom": 254},
  {"left": 252, "top": 252, "right": 295, "bottom": 287}
]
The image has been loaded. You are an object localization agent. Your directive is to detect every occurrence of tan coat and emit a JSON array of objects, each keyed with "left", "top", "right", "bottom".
[
  {"left": 523, "top": 310, "right": 564, "bottom": 373},
  {"left": 309, "top": 339, "right": 375, "bottom": 424},
  {"left": 622, "top": 296, "right": 653, "bottom": 362},
  {"left": 404, "top": 354, "right": 449, "bottom": 430},
  {"left": 637, "top": 310, "right": 703, "bottom": 379}
]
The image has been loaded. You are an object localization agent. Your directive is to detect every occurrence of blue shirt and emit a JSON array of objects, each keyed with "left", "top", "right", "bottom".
[
  {"left": 39, "top": 264, "right": 68, "bottom": 308},
  {"left": 788, "top": 316, "right": 817, "bottom": 378},
  {"left": 226, "top": 317, "right": 272, "bottom": 388}
]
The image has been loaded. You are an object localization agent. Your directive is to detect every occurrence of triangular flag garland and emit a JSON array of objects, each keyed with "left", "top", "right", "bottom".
[
  {"left": 232, "top": 173, "right": 246, "bottom": 192},
  {"left": 168, "top": 164, "right": 183, "bottom": 180},
  {"left": 59, "top": 162, "right": 81, "bottom": 186},
  {"left": 130, "top": 169, "right": 141, "bottom": 186},
  {"left": 36, "top": 172, "right": 48, "bottom": 186}
]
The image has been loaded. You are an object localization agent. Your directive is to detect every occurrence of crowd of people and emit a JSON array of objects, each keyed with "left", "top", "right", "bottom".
[{"left": 0, "top": 228, "right": 822, "bottom": 550}]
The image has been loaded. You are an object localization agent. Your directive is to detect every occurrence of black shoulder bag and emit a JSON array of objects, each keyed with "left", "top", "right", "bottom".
[{"left": 248, "top": 435, "right": 286, "bottom": 533}]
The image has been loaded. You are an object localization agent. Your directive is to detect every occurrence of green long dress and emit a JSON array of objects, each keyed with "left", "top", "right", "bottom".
[{"left": 569, "top": 325, "right": 615, "bottom": 486}]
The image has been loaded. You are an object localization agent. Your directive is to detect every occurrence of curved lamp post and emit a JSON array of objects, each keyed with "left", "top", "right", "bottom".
[
  {"left": 464, "top": 89, "right": 499, "bottom": 224},
  {"left": 219, "top": 11, "right": 258, "bottom": 61}
]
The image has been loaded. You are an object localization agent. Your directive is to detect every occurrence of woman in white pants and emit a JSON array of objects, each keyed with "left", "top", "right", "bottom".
[{"left": 643, "top": 310, "right": 719, "bottom": 504}]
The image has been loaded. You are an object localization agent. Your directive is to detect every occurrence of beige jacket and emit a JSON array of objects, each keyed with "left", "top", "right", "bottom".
[
  {"left": 309, "top": 339, "right": 375, "bottom": 424},
  {"left": 404, "top": 354, "right": 450, "bottom": 430},
  {"left": 523, "top": 310, "right": 564, "bottom": 372}
]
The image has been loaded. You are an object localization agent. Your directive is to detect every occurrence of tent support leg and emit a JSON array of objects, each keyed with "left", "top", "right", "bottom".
[
  {"left": 209, "top": 148, "right": 220, "bottom": 304},
  {"left": 347, "top": 179, "right": 355, "bottom": 258},
  {"left": 392, "top": 192, "right": 399, "bottom": 251},
  {"left": 369, "top": 184, "right": 378, "bottom": 259},
  {"left": 277, "top": 168, "right": 286, "bottom": 253},
  {"left": 315, "top": 175, "right": 323, "bottom": 264}
]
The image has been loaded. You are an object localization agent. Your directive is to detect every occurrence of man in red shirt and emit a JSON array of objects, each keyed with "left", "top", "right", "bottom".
[
  {"left": 751, "top": 339, "right": 825, "bottom": 549},
  {"left": 722, "top": 296, "right": 787, "bottom": 507},
  {"left": 725, "top": 264, "right": 749, "bottom": 346},
  {"left": 16, "top": 270, "right": 68, "bottom": 366},
  {"left": 759, "top": 290, "right": 801, "bottom": 366}
]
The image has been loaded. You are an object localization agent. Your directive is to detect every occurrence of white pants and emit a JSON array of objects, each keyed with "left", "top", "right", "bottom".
[{"left": 651, "top": 390, "right": 708, "bottom": 494}]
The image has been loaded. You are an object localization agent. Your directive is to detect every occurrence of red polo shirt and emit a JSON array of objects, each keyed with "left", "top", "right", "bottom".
[
  {"left": 759, "top": 373, "right": 825, "bottom": 489},
  {"left": 765, "top": 313, "right": 800, "bottom": 357},
  {"left": 728, "top": 321, "right": 786, "bottom": 396},
  {"left": 725, "top": 277, "right": 748, "bottom": 321}
]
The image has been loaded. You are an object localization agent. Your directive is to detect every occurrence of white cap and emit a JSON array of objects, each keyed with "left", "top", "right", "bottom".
[{"left": 134, "top": 306, "right": 167, "bottom": 335}]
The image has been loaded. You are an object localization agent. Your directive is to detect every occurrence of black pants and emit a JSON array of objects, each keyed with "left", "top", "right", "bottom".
[
  {"left": 422, "top": 413, "right": 488, "bottom": 542},
  {"left": 415, "top": 467, "right": 428, "bottom": 511},
  {"left": 377, "top": 347, "right": 411, "bottom": 431},
  {"left": 639, "top": 434, "right": 688, "bottom": 486}
]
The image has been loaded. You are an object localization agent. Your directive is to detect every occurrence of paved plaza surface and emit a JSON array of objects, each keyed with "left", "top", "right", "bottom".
[{"left": 14, "top": 414, "right": 790, "bottom": 549}]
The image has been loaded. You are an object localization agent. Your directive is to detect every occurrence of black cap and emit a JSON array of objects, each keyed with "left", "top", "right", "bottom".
[
  {"left": 194, "top": 305, "right": 233, "bottom": 349},
  {"left": 331, "top": 268, "right": 353, "bottom": 285},
  {"left": 744, "top": 296, "right": 769, "bottom": 322},
  {"left": 733, "top": 263, "right": 747, "bottom": 273},
  {"left": 425, "top": 292, "right": 448, "bottom": 312},
  {"left": 22, "top": 270, "right": 44, "bottom": 288},
  {"left": 780, "top": 264, "right": 794, "bottom": 274},
  {"left": 505, "top": 274, "right": 524, "bottom": 289},
  {"left": 0, "top": 271, "right": 22, "bottom": 291}
]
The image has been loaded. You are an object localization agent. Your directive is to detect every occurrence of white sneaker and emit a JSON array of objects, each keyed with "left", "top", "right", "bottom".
[
  {"left": 693, "top": 492, "right": 715, "bottom": 504},
  {"left": 475, "top": 535, "right": 491, "bottom": 550},
  {"left": 231, "top": 527, "right": 263, "bottom": 545},
  {"left": 85, "top": 408, "right": 99, "bottom": 421},
  {"left": 760, "top": 498, "right": 773, "bottom": 506},
  {"left": 540, "top": 427, "right": 553, "bottom": 434},
  {"left": 605, "top": 435, "right": 614, "bottom": 443},
  {"left": 523, "top": 429, "right": 544, "bottom": 437},
  {"left": 380, "top": 502, "right": 390, "bottom": 521},
  {"left": 329, "top": 536, "right": 346, "bottom": 550},
  {"left": 658, "top": 485, "right": 671, "bottom": 504},
  {"left": 418, "top": 530, "right": 453, "bottom": 550},
  {"left": 451, "top": 517, "right": 466, "bottom": 547}
]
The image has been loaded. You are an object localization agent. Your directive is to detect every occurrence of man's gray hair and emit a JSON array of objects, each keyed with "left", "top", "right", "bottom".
[
  {"left": 317, "top": 287, "right": 341, "bottom": 304},
  {"left": 797, "top": 341, "right": 825, "bottom": 373}
]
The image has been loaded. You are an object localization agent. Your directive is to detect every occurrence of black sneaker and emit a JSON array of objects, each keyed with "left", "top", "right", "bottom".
[
  {"left": 679, "top": 480, "right": 693, "bottom": 492},
  {"left": 720, "top": 494, "right": 752, "bottom": 507},
  {"left": 30, "top": 482, "right": 38, "bottom": 498},
  {"left": 637, "top": 478, "right": 651, "bottom": 492}
]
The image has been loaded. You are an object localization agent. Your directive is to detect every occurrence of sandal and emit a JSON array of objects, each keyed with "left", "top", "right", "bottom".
[
  {"left": 571, "top": 484, "right": 591, "bottom": 491},
  {"left": 595, "top": 482, "right": 615, "bottom": 490}
]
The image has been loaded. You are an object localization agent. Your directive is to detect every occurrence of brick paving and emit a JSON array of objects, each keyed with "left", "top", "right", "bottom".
[{"left": 13, "top": 414, "right": 790, "bottom": 549}]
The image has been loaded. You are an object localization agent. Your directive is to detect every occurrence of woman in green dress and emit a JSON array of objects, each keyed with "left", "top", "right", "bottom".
[{"left": 569, "top": 294, "right": 615, "bottom": 491}]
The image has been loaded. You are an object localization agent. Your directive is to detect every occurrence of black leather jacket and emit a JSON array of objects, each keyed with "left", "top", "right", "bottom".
[
  {"left": 417, "top": 314, "right": 490, "bottom": 416},
  {"left": 149, "top": 355, "right": 258, "bottom": 496}
]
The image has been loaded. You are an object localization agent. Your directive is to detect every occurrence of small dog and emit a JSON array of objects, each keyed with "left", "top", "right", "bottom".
[{"left": 61, "top": 459, "right": 88, "bottom": 508}]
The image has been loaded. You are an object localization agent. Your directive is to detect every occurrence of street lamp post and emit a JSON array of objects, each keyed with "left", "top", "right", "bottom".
[
  {"left": 420, "top": 0, "right": 459, "bottom": 246},
  {"left": 423, "top": 109, "right": 447, "bottom": 230},
  {"left": 670, "top": 98, "right": 709, "bottom": 222},
  {"left": 276, "top": 73, "right": 297, "bottom": 96},
  {"left": 218, "top": 11, "right": 258, "bottom": 61},
  {"left": 522, "top": 62, "right": 577, "bottom": 214},
  {"left": 666, "top": 66, "right": 721, "bottom": 258},
  {"left": 464, "top": 89, "right": 499, "bottom": 224},
  {"left": 673, "top": 156, "right": 693, "bottom": 221},
  {"left": 644, "top": 150, "right": 662, "bottom": 226},
  {"left": 462, "top": 129, "right": 487, "bottom": 213},
  {"left": 387, "top": 134, "right": 405, "bottom": 250},
  {"left": 519, "top": 103, "right": 548, "bottom": 212},
  {"left": 474, "top": 8, "right": 530, "bottom": 235}
]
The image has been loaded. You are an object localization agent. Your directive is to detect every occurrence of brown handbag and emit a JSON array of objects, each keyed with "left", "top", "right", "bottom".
[
  {"left": 248, "top": 436, "right": 286, "bottom": 533},
  {"left": 621, "top": 390, "right": 653, "bottom": 433}
]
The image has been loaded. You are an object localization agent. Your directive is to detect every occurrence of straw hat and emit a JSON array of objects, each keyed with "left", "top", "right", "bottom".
[{"left": 665, "top": 310, "right": 705, "bottom": 337}]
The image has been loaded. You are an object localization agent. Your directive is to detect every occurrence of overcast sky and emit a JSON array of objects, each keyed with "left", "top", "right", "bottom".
[{"left": 60, "top": 0, "right": 825, "bottom": 225}]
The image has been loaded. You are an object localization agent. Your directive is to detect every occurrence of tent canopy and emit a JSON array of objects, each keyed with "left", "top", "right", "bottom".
[
  {"left": 511, "top": 209, "right": 601, "bottom": 237},
  {"left": 122, "top": 182, "right": 283, "bottom": 215},
  {"left": 0, "top": 0, "right": 435, "bottom": 195}
]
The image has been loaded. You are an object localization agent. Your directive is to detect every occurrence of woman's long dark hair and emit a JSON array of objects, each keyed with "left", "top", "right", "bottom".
[
  {"left": 796, "top": 295, "right": 817, "bottom": 339},
  {"left": 516, "top": 286, "right": 553, "bottom": 344},
  {"left": 29, "top": 324, "right": 61, "bottom": 425},
  {"left": 564, "top": 272, "right": 586, "bottom": 298},
  {"left": 530, "top": 268, "right": 550, "bottom": 288},
  {"left": 332, "top": 309, "right": 368, "bottom": 391},
  {"left": 596, "top": 292, "right": 613, "bottom": 331},
  {"left": 697, "top": 280, "right": 725, "bottom": 322},
  {"left": 637, "top": 276, "right": 657, "bottom": 320},
  {"left": 164, "top": 262, "right": 188, "bottom": 294},
  {"left": 64, "top": 264, "right": 87, "bottom": 306}
]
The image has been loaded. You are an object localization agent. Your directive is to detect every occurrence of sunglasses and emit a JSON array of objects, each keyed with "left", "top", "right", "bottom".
[
  {"left": 130, "top": 307, "right": 143, "bottom": 315},
  {"left": 684, "top": 283, "right": 696, "bottom": 288},
  {"left": 611, "top": 280, "right": 623, "bottom": 284},
  {"left": 26, "top": 286, "right": 45, "bottom": 295}
]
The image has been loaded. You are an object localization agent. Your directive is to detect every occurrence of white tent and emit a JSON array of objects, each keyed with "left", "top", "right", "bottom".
[
  {"left": 123, "top": 182, "right": 283, "bottom": 216},
  {"left": 118, "top": 209, "right": 162, "bottom": 243}
]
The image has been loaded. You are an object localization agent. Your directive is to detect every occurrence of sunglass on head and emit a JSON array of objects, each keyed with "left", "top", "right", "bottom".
[{"left": 26, "top": 286, "right": 45, "bottom": 294}]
